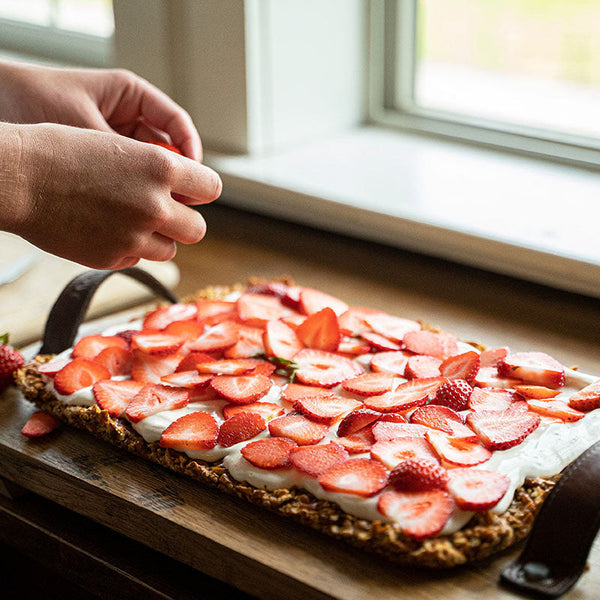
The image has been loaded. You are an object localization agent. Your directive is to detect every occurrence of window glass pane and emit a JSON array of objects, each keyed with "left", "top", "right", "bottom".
[
  {"left": 414, "top": 0, "right": 600, "bottom": 139},
  {"left": 55, "top": 0, "right": 114, "bottom": 38},
  {"left": 0, "top": 0, "right": 51, "bottom": 25}
]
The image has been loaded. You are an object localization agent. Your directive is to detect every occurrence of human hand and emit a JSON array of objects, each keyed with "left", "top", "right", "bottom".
[
  {"left": 1, "top": 123, "right": 221, "bottom": 270},
  {"left": 0, "top": 60, "right": 202, "bottom": 160}
]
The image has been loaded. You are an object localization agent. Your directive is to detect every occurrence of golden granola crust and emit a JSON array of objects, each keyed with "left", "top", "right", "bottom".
[{"left": 14, "top": 280, "right": 557, "bottom": 569}]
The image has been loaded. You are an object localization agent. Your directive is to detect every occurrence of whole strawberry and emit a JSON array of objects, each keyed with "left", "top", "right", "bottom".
[{"left": 0, "top": 333, "right": 25, "bottom": 392}]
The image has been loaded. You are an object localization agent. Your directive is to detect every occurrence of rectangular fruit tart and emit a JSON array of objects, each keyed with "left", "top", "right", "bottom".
[{"left": 14, "top": 277, "right": 600, "bottom": 569}]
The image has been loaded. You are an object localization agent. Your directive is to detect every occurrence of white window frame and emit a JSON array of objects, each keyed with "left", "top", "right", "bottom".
[{"left": 369, "top": 0, "right": 600, "bottom": 170}]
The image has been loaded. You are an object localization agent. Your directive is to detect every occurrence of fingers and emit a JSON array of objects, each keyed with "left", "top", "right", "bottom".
[
  {"left": 136, "top": 81, "right": 202, "bottom": 161},
  {"left": 168, "top": 157, "right": 223, "bottom": 205},
  {"left": 156, "top": 202, "right": 207, "bottom": 245}
]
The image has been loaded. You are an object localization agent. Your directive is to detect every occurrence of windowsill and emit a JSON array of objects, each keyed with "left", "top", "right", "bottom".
[{"left": 208, "top": 127, "right": 597, "bottom": 299}]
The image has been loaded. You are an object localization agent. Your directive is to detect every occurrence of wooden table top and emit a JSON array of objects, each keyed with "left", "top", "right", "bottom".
[{"left": 1, "top": 204, "right": 599, "bottom": 599}]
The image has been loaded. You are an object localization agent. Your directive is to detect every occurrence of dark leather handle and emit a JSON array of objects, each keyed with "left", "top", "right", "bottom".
[
  {"left": 40, "top": 267, "right": 178, "bottom": 355},
  {"left": 500, "top": 440, "right": 600, "bottom": 597}
]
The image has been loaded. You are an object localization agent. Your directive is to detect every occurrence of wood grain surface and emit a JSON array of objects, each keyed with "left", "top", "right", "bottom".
[{"left": 1, "top": 204, "right": 600, "bottom": 599}]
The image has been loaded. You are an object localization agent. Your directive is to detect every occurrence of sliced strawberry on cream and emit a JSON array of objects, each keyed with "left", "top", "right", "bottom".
[
  {"left": 342, "top": 372, "right": 395, "bottom": 396},
  {"left": 241, "top": 437, "right": 298, "bottom": 469},
  {"left": 268, "top": 412, "right": 329, "bottom": 445},
  {"left": 360, "top": 332, "right": 402, "bottom": 352},
  {"left": 404, "top": 355, "right": 442, "bottom": 380},
  {"left": 94, "top": 346, "right": 132, "bottom": 377},
  {"left": 160, "top": 370, "right": 213, "bottom": 389},
  {"left": 131, "top": 332, "right": 185, "bottom": 355},
  {"left": 337, "top": 408, "right": 383, "bottom": 437},
  {"left": 195, "top": 358, "right": 266, "bottom": 376},
  {"left": 364, "top": 313, "right": 421, "bottom": 343},
  {"left": 568, "top": 378, "right": 600, "bottom": 412},
  {"left": 263, "top": 319, "right": 304, "bottom": 361},
  {"left": 93, "top": 379, "right": 144, "bottom": 417},
  {"left": 293, "top": 349, "right": 363, "bottom": 388},
  {"left": 126, "top": 384, "right": 189, "bottom": 423},
  {"left": 466, "top": 410, "right": 541, "bottom": 451},
  {"left": 222, "top": 401, "right": 285, "bottom": 421},
  {"left": 377, "top": 489, "right": 454, "bottom": 539},
  {"left": 160, "top": 411, "right": 218, "bottom": 451},
  {"left": 426, "top": 431, "right": 492, "bottom": 467},
  {"left": 526, "top": 399, "right": 585, "bottom": 423},
  {"left": 217, "top": 412, "right": 267, "bottom": 448},
  {"left": 211, "top": 374, "right": 272, "bottom": 404},
  {"left": 372, "top": 421, "right": 430, "bottom": 441},
  {"left": 295, "top": 307, "right": 340, "bottom": 352},
  {"left": 388, "top": 458, "right": 449, "bottom": 492},
  {"left": 298, "top": 287, "right": 349, "bottom": 316},
  {"left": 410, "top": 405, "right": 477, "bottom": 441},
  {"left": 336, "top": 426, "right": 376, "bottom": 454},
  {"left": 370, "top": 351, "right": 410, "bottom": 375},
  {"left": 143, "top": 303, "right": 198, "bottom": 331},
  {"left": 289, "top": 442, "right": 349, "bottom": 478},
  {"left": 371, "top": 437, "right": 439, "bottom": 469},
  {"left": 498, "top": 351, "right": 565, "bottom": 389},
  {"left": 72, "top": 334, "right": 128, "bottom": 360},
  {"left": 447, "top": 468, "right": 511, "bottom": 512},
  {"left": 439, "top": 351, "right": 480, "bottom": 383},
  {"left": 54, "top": 358, "right": 111, "bottom": 395},
  {"left": 403, "top": 330, "right": 458, "bottom": 360},
  {"left": 131, "top": 351, "right": 182, "bottom": 384},
  {"left": 433, "top": 379, "right": 473, "bottom": 412},
  {"left": 188, "top": 321, "right": 239, "bottom": 352},
  {"left": 318, "top": 458, "right": 388, "bottom": 497},
  {"left": 237, "top": 293, "right": 294, "bottom": 326},
  {"left": 294, "top": 395, "right": 361, "bottom": 424}
]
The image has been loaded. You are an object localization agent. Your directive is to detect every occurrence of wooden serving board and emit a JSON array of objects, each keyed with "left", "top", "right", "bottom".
[{"left": 0, "top": 386, "right": 599, "bottom": 599}]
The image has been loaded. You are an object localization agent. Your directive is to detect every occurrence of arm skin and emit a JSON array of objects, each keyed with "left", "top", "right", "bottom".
[{"left": 0, "top": 60, "right": 221, "bottom": 269}]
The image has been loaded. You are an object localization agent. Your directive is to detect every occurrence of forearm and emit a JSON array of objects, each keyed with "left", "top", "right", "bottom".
[{"left": 0, "top": 122, "right": 32, "bottom": 233}]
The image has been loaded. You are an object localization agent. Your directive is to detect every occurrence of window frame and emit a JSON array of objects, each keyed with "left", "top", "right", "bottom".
[{"left": 368, "top": 0, "right": 600, "bottom": 170}]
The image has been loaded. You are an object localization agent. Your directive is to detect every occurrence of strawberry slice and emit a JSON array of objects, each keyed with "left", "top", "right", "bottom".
[
  {"left": 94, "top": 346, "right": 132, "bottom": 377},
  {"left": 268, "top": 412, "right": 330, "bottom": 445},
  {"left": 338, "top": 306, "right": 384, "bottom": 336},
  {"left": 295, "top": 307, "right": 340, "bottom": 352},
  {"left": 247, "top": 361, "right": 277, "bottom": 377},
  {"left": 447, "top": 468, "right": 510, "bottom": 512},
  {"left": 188, "top": 386, "right": 221, "bottom": 403},
  {"left": 224, "top": 325, "right": 265, "bottom": 359},
  {"left": 372, "top": 421, "right": 430, "bottom": 441},
  {"left": 37, "top": 357, "right": 72, "bottom": 376},
  {"left": 237, "top": 293, "right": 293, "bottom": 327},
  {"left": 241, "top": 437, "right": 298, "bottom": 469},
  {"left": 143, "top": 303, "right": 198, "bottom": 330},
  {"left": 426, "top": 431, "right": 492, "bottom": 467},
  {"left": 217, "top": 412, "right": 267, "bottom": 447},
  {"left": 21, "top": 411, "right": 60, "bottom": 437},
  {"left": 568, "top": 379, "right": 600, "bottom": 412},
  {"left": 370, "top": 351, "right": 410, "bottom": 375},
  {"left": 195, "top": 299, "right": 236, "bottom": 322},
  {"left": 498, "top": 351, "right": 565, "bottom": 389},
  {"left": 245, "top": 281, "right": 291, "bottom": 298},
  {"left": 527, "top": 399, "right": 585, "bottom": 422},
  {"left": 72, "top": 335, "right": 128, "bottom": 360},
  {"left": 280, "top": 383, "right": 334, "bottom": 404},
  {"left": 479, "top": 346, "right": 509, "bottom": 367},
  {"left": 188, "top": 321, "right": 239, "bottom": 352},
  {"left": 360, "top": 332, "right": 402, "bottom": 352},
  {"left": 175, "top": 352, "right": 216, "bottom": 372},
  {"left": 342, "top": 372, "right": 395, "bottom": 397},
  {"left": 164, "top": 319, "right": 205, "bottom": 342},
  {"left": 195, "top": 358, "right": 265, "bottom": 375},
  {"left": 388, "top": 458, "right": 449, "bottom": 492},
  {"left": 131, "top": 332, "right": 185, "bottom": 355},
  {"left": 337, "top": 337, "right": 372, "bottom": 355},
  {"left": 466, "top": 410, "right": 541, "bottom": 451},
  {"left": 281, "top": 286, "right": 302, "bottom": 310},
  {"left": 281, "top": 314, "right": 307, "bottom": 330},
  {"left": 125, "top": 384, "right": 189, "bottom": 422},
  {"left": 211, "top": 374, "right": 272, "bottom": 404},
  {"left": 513, "top": 385, "right": 561, "bottom": 399},
  {"left": 222, "top": 401, "right": 285, "bottom": 421},
  {"left": 363, "top": 377, "right": 445, "bottom": 413},
  {"left": 439, "top": 351, "right": 480, "bottom": 383},
  {"left": 404, "top": 355, "right": 442, "bottom": 379},
  {"left": 337, "top": 408, "right": 382, "bottom": 437},
  {"left": 371, "top": 437, "right": 439, "bottom": 469},
  {"left": 160, "top": 370, "right": 213, "bottom": 388},
  {"left": 54, "top": 358, "right": 111, "bottom": 395},
  {"left": 433, "top": 379, "right": 473, "bottom": 412},
  {"left": 159, "top": 410, "right": 218, "bottom": 450},
  {"left": 289, "top": 442, "right": 350, "bottom": 478},
  {"left": 377, "top": 489, "right": 453, "bottom": 539},
  {"left": 93, "top": 379, "right": 144, "bottom": 417},
  {"left": 293, "top": 349, "right": 363, "bottom": 388},
  {"left": 263, "top": 320, "right": 303, "bottom": 360},
  {"left": 318, "top": 458, "right": 388, "bottom": 497},
  {"left": 336, "top": 426, "right": 376, "bottom": 454},
  {"left": 364, "top": 313, "right": 421, "bottom": 343},
  {"left": 468, "top": 387, "right": 517, "bottom": 413},
  {"left": 363, "top": 388, "right": 429, "bottom": 413},
  {"left": 473, "top": 366, "right": 521, "bottom": 389},
  {"left": 299, "top": 287, "right": 349, "bottom": 316},
  {"left": 410, "top": 405, "right": 477, "bottom": 440},
  {"left": 130, "top": 351, "right": 182, "bottom": 384},
  {"left": 403, "top": 330, "right": 458, "bottom": 360},
  {"left": 294, "top": 395, "right": 362, "bottom": 424}
]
